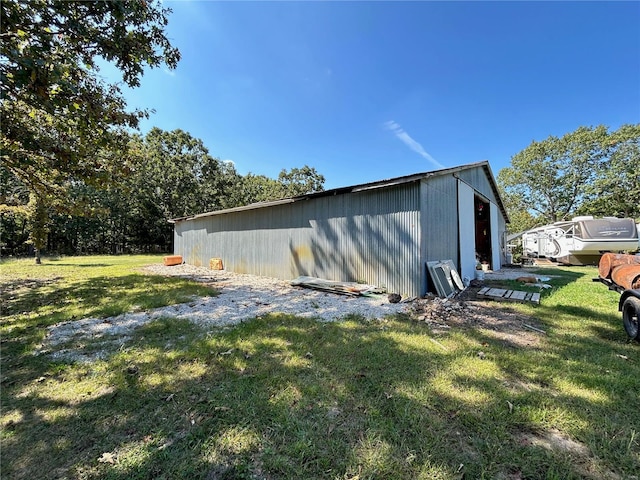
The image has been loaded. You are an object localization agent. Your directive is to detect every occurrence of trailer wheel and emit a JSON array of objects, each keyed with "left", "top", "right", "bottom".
[{"left": 622, "top": 297, "right": 640, "bottom": 341}]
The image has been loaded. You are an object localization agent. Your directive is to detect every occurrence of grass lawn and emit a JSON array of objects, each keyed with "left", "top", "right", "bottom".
[{"left": 1, "top": 256, "right": 638, "bottom": 479}]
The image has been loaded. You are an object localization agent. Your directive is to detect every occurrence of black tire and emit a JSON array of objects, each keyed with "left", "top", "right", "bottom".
[{"left": 622, "top": 297, "right": 640, "bottom": 341}]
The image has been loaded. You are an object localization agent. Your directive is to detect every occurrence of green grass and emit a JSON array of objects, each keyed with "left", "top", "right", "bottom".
[
  {"left": 1, "top": 257, "right": 638, "bottom": 479},
  {"left": 1, "top": 255, "right": 216, "bottom": 359}
]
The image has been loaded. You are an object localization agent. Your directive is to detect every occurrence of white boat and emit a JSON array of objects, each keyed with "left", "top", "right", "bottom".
[{"left": 522, "top": 216, "right": 639, "bottom": 265}]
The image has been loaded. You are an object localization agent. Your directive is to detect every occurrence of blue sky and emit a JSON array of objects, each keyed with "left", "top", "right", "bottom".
[{"left": 107, "top": 1, "right": 640, "bottom": 190}]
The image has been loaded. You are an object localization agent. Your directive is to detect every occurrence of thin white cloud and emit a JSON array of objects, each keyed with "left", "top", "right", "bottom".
[
  {"left": 163, "top": 68, "right": 176, "bottom": 77},
  {"left": 384, "top": 120, "right": 444, "bottom": 169},
  {"left": 222, "top": 159, "right": 236, "bottom": 167}
]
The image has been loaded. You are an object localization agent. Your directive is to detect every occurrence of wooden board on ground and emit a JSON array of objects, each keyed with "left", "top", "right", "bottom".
[
  {"left": 478, "top": 287, "right": 540, "bottom": 304},
  {"left": 291, "top": 276, "right": 381, "bottom": 296},
  {"left": 532, "top": 258, "right": 559, "bottom": 267}
]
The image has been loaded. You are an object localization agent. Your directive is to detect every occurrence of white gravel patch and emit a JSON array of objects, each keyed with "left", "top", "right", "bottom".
[{"left": 38, "top": 264, "right": 408, "bottom": 362}]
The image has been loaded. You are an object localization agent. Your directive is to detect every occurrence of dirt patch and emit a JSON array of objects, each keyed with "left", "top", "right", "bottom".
[
  {"left": 0, "top": 276, "right": 63, "bottom": 315},
  {"left": 1, "top": 276, "right": 62, "bottom": 292},
  {"left": 408, "top": 285, "right": 544, "bottom": 348},
  {"left": 518, "top": 429, "right": 590, "bottom": 456},
  {"left": 515, "top": 429, "right": 624, "bottom": 480}
]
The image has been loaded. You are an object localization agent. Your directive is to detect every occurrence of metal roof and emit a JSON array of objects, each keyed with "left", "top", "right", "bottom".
[{"left": 170, "top": 160, "right": 509, "bottom": 223}]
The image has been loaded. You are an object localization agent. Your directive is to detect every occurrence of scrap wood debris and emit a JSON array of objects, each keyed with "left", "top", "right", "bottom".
[
  {"left": 290, "top": 276, "right": 383, "bottom": 296},
  {"left": 408, "top": 292, "right": 545, "bottom": 347}
]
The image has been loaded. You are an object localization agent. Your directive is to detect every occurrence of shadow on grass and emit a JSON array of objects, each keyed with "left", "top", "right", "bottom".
[
  {"left": 0, "top": 273, "right": 216, "bottom": 388},
  {"left": 50, "top": 263, "right": 115, "bottom": 268},
  {"left": 2, "top": 313, "right": 638, "bottom": 480}
]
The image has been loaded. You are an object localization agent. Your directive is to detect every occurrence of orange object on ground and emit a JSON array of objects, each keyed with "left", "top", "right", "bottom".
[
  {"left": 209, "top": 258, "right": 223, "bottom": 270},
  {"left": 163, "top": 255, "right": 183, "bottom": 266}
]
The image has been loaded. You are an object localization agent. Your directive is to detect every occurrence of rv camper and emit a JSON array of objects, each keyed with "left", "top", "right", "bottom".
[{"left": 522, "top": 216, "right": 639, "bottom": 265}]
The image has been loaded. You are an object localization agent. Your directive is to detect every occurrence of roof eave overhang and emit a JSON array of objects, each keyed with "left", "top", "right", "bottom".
[{"left": 169, "top": 160, "right": 510, "bottom": 224}]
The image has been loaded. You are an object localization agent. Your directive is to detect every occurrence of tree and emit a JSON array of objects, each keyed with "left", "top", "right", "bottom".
[
  {"left": 236, "top": 167, "right": 326, "bottom": 206},
  {"left": 235, "top": 174, "right": 283, "bottom": 205},
  {"left": 27, "top": 193, "right": 50, "bottom": 264},
  {"left": 126, "top": 128, "right": 241, "bottom": 250},
  {"left": 498, "top": 189, "right": 538, "bottom": 234},
  {"left": 1, "top": 0, "right": 180, "bottom": 260},
  {"left": 0, "top": 166, "right": 30, "bottom": 255},
  {"left": 47, "top": 180, "right": 126, "bottom": 255},
  {"left": 578, "top": 124, "right": 640, "bottom": 219},
  {"left": 278, "top": 166, "right": 325, "bottom": 197},
  {"left": 498, "top": 125, "right": 610, "bottom": 223},
  {"left": 1, "top": 0, "right": 180, "bottom": 191}
]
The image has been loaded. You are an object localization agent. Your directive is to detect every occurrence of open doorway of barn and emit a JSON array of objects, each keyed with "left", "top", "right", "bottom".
[{"left": 475, "top": 195, "right": 492, "bottom": 267}]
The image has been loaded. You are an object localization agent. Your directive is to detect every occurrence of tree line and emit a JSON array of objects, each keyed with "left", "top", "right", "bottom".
[{"left": 1, "top": 127, "right": 325, "bottom": 256}]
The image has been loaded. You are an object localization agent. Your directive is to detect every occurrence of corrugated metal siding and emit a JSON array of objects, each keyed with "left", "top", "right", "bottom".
[
  {"left": 457, "top": 167, "right": 500, "bottom": 205},
  {"left": 420, "top": 175, "right": 459, "bottom": 264},
  {"left": 174, "top": 183, "right": 422, "bottom": 297}
]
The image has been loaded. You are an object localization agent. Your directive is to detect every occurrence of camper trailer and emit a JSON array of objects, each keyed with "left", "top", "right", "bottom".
[{"left": 522, "top": 216, "right": 639, "bottom": 265}]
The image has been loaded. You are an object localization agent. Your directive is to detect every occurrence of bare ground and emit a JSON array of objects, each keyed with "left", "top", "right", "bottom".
[{"left": 407, "top": 286, "right": 545, "bottom": 348}]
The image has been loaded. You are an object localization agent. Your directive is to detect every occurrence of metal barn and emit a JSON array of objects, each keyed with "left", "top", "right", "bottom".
[{"left": 171, "top": 161, "right": 509, "bottom": 298}]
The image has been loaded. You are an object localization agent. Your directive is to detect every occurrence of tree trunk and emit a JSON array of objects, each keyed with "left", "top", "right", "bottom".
[{"left": 29, "top": 193, "right": 49, "bottom": 263}]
